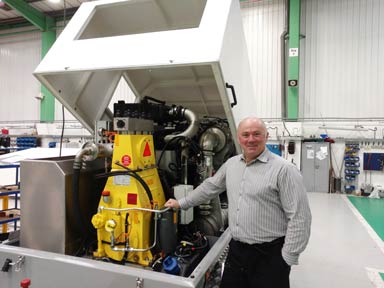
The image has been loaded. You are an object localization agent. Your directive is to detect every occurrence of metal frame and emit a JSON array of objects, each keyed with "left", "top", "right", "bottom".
[{"left": 0, "top": 228, "right": 231, "bottom": 288}]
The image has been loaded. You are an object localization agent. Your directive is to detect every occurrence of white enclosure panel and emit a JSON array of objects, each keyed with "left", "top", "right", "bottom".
[
  {"left": 0, "top": 31, "right": 41, "bottom": 121},
  {"left": 241, "top": 0, "right": 285, "bottom": 119},
  {"left": 300, "top": 0, "right": 384, "bottom": 119}
]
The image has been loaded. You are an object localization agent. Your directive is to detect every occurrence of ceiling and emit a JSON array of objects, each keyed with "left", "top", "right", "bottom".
[{"left": 0, "top": 0, "right": 91, "bottom": 29}]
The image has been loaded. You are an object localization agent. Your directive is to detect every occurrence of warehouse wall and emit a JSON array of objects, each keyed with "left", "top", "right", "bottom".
[
  {"left": 0, "top": 30, "right": 41, "bottom": 122},
  {"left": 241, "top": 0, "right": 384, "bottom": 120},
  {"left": 300, "top": 0, "right": 384, "bottom": 119},
  {"left": 241, "top": 0, "right": 285, "bottom": 119}
]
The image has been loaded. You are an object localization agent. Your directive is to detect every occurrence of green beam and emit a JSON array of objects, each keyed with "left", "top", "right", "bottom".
[
  {"left": 287, "top": 0, "right": 300, "bottom": 120},
  {"left": 2, "top": 0, "right": 49, "bottom": 31},
  {"left": 40, "top": 17, "right": 56, "bottom": 122}
]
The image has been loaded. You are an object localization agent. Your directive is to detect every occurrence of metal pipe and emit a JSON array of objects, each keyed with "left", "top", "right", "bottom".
[
  {"left": 99, "top": 206, "right": 170, "bottom": 213},
  {"left": 111, "top": 209, "right": 163, "bottom": 253},
  {"left": 319, "top": 126, "right": 370, "bottom": 131},
  {"left": 281, "top": 0, "right": 289, "bottom": 118},
  {"left": 164, "top": 107, "right": 199, "bottom": 142},
  {"left": 74, "top": 142, "right": 113, "bottom": 169}
]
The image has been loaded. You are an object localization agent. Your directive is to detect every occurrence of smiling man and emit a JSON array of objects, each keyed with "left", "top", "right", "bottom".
[{"left": 165, "top": 117, "right": 311, "bottom": 288}]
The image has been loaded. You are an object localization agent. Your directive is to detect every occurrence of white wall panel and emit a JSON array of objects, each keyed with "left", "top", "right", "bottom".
[
  {"left": 0, "top": 31, "right": 41, "bottom": 122},
  {"left": 241, "top": 0, "right": 285, "bottom": 119},
  {"left": 300, "top": 0, "right": 384, "bottom": 119}
]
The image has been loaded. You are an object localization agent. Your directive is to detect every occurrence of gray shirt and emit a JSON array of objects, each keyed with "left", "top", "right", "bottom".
[{"left": 178, "top": 148, "right": 311, "bottom": 266}]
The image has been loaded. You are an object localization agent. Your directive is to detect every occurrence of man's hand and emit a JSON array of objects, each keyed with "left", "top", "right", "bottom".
[{"left": 164, "top": 198, "right": 180, "bottom": 209}]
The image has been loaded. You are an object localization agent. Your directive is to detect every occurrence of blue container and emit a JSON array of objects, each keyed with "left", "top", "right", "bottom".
[{"left": 163, "top": 256, "right": 180, "bottom": 275}]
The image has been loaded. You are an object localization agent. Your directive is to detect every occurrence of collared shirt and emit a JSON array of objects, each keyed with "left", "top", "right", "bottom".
[{"left": 178, "top": 148, "right": 312, "bottom": 265}]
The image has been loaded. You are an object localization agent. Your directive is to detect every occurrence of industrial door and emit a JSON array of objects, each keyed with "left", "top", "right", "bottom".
[{"left": 301, "top": 142, "right": 330, "bottom": 192}]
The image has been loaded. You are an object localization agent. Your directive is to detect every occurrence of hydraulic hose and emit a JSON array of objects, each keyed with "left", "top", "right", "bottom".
[
  {"left": 72, "top": 142, "right": 113, "bottom": 235},
  {"left": 95, "top": 170, "right": 153, "bottom": 204}
]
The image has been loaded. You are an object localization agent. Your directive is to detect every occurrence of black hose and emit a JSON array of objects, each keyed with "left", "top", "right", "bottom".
[
  {"left": 121, "top": 213, "right": 129, "bottom": 264},
  {"left": 72, "top": 168, "right": 89, "bottom": 235},
  {"left": 156, "top": 136, "right": 186, "bottom": 167}
]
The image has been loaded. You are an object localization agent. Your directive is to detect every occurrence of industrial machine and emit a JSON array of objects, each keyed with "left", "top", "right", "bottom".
[
  {"left": 74, "top": 97, "right": 236, "bottom": 272},
  {"left": 0, "top": 0, "right": 255, "bottom": 287}
]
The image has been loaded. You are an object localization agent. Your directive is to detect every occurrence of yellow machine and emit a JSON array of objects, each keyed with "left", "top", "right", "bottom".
[
  {"left": 91, "top": 133, "right": 166, "bottom": 266},
  {"left": 68, "top": 99, "right": 232, "bottom": 275}
]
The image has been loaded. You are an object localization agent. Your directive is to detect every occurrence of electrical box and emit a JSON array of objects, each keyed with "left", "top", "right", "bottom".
[
  {"left": 174, "top": 184, "right": 194, "bottom": 224},
  {"left": 301, "top": 142, "right": 330, "bottom": 193}
]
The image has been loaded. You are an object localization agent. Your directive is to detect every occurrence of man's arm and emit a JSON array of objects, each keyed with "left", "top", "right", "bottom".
[
  {"left": 278, "top": 164, "right": 312, "bottom": 266},
  {"left": 165, "top": 162, "right": 227, "bottom": 210}
]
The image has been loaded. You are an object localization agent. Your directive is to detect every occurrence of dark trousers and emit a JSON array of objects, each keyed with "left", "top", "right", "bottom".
[{"left": 220, "top": 237, "right": 290, "bottom": 288}]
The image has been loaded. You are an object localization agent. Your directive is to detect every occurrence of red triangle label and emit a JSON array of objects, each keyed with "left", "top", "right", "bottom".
[{"left": 143, "top": 142, "right": 151, "bottom": 157}]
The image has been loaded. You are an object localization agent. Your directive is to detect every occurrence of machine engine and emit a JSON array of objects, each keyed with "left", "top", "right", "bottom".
[{"left": 73, "top": 97, "right": 235, "bottom": 276}]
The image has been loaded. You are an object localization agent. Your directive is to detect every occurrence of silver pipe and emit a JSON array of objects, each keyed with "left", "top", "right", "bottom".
[
  {"left": 74, "top": 142, "right": 113, "bottom": 169},
  {"left": 99, "top": 206, "right": 170, "bottom": 213},
  {"left": 111, "top": 211, "right": 160, "bottom": 253},
  {"left": 164, "top": 107, "right": 199, "bottom": 142},
  {"left": 281, "top": 0, "right": 289, "bottom": 118}
]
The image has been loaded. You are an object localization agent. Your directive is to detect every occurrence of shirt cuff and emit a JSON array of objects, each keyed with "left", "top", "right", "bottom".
[
  {"left": 282, "top": 249, "right": 299, "bottom": 266},
  {"left": 177, "top": 198, "right": 190, "bottom": 210}
]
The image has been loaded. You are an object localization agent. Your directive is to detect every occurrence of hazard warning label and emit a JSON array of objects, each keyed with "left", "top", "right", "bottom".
[{"left": 121, "top": 155, "right": 131, "bottom": 166}]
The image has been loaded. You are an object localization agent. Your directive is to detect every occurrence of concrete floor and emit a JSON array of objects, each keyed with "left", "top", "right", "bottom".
[{"left": 291, "top": 193, "right": 384, "bottom": 288}]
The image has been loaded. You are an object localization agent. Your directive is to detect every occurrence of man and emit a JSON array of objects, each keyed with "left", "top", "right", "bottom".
[{"left": 165, "top": 117, "right": 311, "bottom": 288}]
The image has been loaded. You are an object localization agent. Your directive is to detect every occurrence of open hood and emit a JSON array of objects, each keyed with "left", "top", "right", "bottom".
[{"left": 34, "top": 0, "right": 255, "bottom": 142}]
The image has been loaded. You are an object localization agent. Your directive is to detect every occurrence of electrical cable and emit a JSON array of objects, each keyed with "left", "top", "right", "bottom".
[
  {"left": 282, "top": 120, "right": 291, "bottom": 136},
  {"left": 156, "top": 136, "right": 186, "bottom": 167}
]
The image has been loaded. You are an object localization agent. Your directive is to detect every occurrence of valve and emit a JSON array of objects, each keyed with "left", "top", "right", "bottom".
[
  {"left": 20, "top": 278, "right": 31, "bottom": 288},
  {"left": 1, "top": 256, "right": 25, "bottom": 272},
  {"left": 1, "top": 258, "right": 12, "bottom": 272}
]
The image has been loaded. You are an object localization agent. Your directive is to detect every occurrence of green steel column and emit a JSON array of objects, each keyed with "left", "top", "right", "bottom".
[
  {"left": 40, "top": 17, "right": 56, "bottom": 122},
  {"left": 287, "top": 0, "right": 300, "bottom": 120}
]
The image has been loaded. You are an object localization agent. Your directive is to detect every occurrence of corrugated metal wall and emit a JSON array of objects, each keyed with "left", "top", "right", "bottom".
[
  {"left": 300, "top": 0, "right": 384, "bottom": 119},
  {"left": 241, "top": 0, "right": 285, "bottom": 119},
  {"left": 0, "top": 31, "right": 41, "bottom": 122}
]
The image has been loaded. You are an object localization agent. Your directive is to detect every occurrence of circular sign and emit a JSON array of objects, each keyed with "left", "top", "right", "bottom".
[{"left": 121, "top": 155, "right": 131, "bottom": 166}]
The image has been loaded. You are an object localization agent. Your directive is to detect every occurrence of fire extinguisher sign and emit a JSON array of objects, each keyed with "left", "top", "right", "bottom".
[{"left": 121, "top": 155, "right": 131, "bottom": 166}]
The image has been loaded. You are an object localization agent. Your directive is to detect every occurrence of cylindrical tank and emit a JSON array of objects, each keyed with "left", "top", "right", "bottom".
[{"left": 158, "top": 209, "right": 177, "bottom": 255}]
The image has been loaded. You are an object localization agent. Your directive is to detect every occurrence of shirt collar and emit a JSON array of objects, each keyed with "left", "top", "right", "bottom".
[{"left": 240, "top": 148, "right": 270, "bottom": 164}]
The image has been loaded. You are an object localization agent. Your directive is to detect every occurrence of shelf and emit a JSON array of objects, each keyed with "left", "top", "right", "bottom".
[
  {"left": 0, "top": 164, "right": 20, "bottom": 233},
  {"left": 0, "top": 209, "right": 20, "bottom": 225}
]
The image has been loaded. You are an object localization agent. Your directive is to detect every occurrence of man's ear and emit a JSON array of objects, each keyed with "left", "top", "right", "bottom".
[{"left": 266, "top": 132, "right": 269, "bottom": 140}]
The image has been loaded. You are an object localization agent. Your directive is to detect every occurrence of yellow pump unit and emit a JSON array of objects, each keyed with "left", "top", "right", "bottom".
[{"left": 92, "top": 131, "right": 166, "bottom": 266}]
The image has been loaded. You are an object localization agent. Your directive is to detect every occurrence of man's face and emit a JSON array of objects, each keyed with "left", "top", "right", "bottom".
[{"left": 237, "top": 119, "right": 268, "bottom": 161}]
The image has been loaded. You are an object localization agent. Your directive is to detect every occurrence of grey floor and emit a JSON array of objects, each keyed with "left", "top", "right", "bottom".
[{"left": 291, "top": 192, "right": 384, "bottom": 288}]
